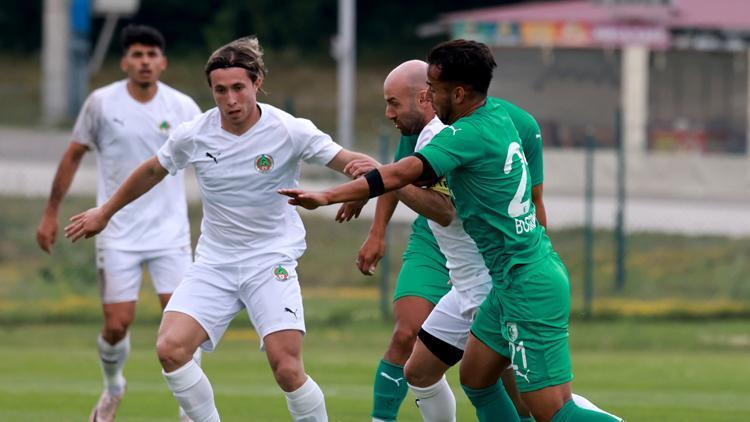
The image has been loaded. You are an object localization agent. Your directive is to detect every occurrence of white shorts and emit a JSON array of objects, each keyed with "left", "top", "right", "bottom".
[
  {"left": 421, "top": 281, "right": 492, "bottom": 350},
  {"left": 164, "top": 253, "right": 305, "bottom": 352},
  {"left": 96, "top": 246, "right": 192, "bottom": 304}
]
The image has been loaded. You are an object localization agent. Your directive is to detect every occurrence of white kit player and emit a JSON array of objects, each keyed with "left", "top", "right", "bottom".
[
  {"left": 36, "top": 25, "right": 201, "bottom": 422},
  {"left": 64, "top": 36, "right": 377, "bottom": 422}
]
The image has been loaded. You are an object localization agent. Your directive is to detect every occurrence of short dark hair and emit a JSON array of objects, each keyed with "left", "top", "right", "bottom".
[
  {"left": 427, "top": 39, "right": 496, "bottom": 95},
  {"left": 204, "top": 36, "right": 267, "bottom": 86},
  {"left": 120, "top": 24, "right": 166, "bottom": 52}
]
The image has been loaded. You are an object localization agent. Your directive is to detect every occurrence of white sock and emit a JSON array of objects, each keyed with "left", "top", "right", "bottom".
[
  {"left": 178, "top": 348, "right": 206, "bottom": 419},
  {"left": 97, "top": 333, "right": 129, "bottom": 396},
  {"left": 408, "top": 376, "right": 456, "bottom": 422},
  {"left": 163, "top": 360, "right": 220, "bottom": 422},
  {"left": 572, "top": 393, "right": 623, "bottom": 421},
  {"left": 284, "top": 376, "right": 327, "bottom": 422}
]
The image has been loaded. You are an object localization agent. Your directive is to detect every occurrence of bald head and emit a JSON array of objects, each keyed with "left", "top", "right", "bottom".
[
  {"left": 384, "top": 60, "right": 428, "bottom": 94},
  {"left": 383, "top": 60, "right": 434, "bottom": 135}
]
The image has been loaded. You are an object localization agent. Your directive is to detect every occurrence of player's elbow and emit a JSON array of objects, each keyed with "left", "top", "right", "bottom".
[{"left": 435, "top": 208, "right": 455, "bottom": 227}]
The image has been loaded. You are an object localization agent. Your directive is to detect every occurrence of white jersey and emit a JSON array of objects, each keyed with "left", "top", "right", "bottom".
[
  {"left": 73, "top": 80, "right": 201, "bottom": 251},
  {"left": 157, "top": 103, "right": 343, "bottom": 266},
  {"left": 415, "top": 117, "right": 492, "bottom": 292}
]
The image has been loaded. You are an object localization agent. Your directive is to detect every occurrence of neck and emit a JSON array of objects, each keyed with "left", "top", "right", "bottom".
[
  {"left": 126, "top": 80, "right": 158, "bottom": 103},
  {"left": 449, "top": 96, "right": 486, "bottom": 124},
  {"left": 221, "top": 104, "right": 262, "bottom": 136}
]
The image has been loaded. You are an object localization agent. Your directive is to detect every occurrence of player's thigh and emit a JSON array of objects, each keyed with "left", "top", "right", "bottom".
[
  {"left": 164, "top": 262, "right": 245, "bottom": 352},
  {"left": 158, "top": 310, "right": 211, "bottom": 354},
  {"left": 404, "top": 336, "right": 452, "bottom": 387},
  {"left": 239, "top": 257, "right": 306, "bottom": 350},
  {"left": 393, "top": 250, "right": 451, "bottom": 305},
  {"left": 145, "top": 245, "right": 192, "bottom": 296},
  {"left": 96, "top": 248, "right": 144, "bottom": 304},
  {"left": 500, "top": 254, "right": 572, "bottom": 393},
  {"left": 459, "top": 332, "right": 510, "bottom": 389},
  {"left": 422, "top": 282, "right": 492, "bottom": 353}
]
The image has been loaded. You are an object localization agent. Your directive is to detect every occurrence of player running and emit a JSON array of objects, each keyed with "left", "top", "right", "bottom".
[
  {"left": 279, "top": 40, "right": 622, "bottom": 422},
  {"left": 64, "top": 36, "right": 376, "bottom": 422},
  {"left": 36, "top": 25, "right": 201, "bottom": 422}
]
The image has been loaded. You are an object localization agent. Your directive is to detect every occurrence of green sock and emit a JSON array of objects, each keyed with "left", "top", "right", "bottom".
[
  {"left": 551, "top": 399, "right": 622, "bottom": 421},
  {"left": 461, "top": 382, "right": 520, "bottom": 422},
  {"left": 371, "top": 359, "right": 408, "bottom": 421}
]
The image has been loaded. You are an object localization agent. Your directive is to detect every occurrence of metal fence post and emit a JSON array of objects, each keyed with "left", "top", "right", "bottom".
[
  {"left": 583, "top": 129, "right": 595, "bottom": 319},
  {"left": 614, "top": 108, "right": 627, "bottom": 291}
]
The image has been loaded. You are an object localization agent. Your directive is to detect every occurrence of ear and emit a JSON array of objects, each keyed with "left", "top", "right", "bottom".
[
  {"left": 119, "top": 55, "right": 128, "bottom": 73},
  {"left": 417, "top": 88, "right": 428, "bottom": 104},
  {"left": 453, "top": 86, "right": 465, "bottom": 104},
  {"left": 160, "top": 55, "right": 168, "bottom": 72}
]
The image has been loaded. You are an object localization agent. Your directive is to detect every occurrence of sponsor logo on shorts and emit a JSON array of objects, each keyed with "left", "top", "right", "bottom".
[
  {"left": 506, "top": 322, "right": 519, "bottom": 342},
  {"left": 255, "top": 154, "right": 274, "bottom": 173},
  {"left": 273, "top": 265, "right": 289, "bottom": 281}
]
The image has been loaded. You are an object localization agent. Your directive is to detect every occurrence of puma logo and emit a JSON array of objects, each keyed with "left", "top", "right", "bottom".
[
  {"left": 206, "top": 152, "right": 220, "bottom": 163},
  {"left": 284, "top": 307, "right": 298, "bottom": 319},
  {"left": 447, "top": 126, "right": 462, "bottom": 136},
  {"left": 380, "top": 372, "right": 404, "bottom": 387},
  {"left": 113, "top": 117, "right": 124, "bottom": 126}
]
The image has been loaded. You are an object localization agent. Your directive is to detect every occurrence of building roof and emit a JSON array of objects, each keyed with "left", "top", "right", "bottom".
[{"left": 443, "top": 0, "right": 750, "bottom": 32}]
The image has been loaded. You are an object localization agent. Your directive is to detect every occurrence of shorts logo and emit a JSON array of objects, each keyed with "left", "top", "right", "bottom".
[
  {"left": 159, "top": 120, "right": 171, "bottom": 134},
  {"left": 255, "top": 154, "right": 274, "bottom": 173},
  {"left": 273, "top": 265, "right": 289, "bottom": 281},
  {"left": 507, "top": 322, "right": 519, "bottom": 342}
]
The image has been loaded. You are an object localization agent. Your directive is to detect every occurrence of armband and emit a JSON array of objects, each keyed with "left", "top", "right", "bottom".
[{"left": 364, "top": 169, "right": 385, "bottom": 198}]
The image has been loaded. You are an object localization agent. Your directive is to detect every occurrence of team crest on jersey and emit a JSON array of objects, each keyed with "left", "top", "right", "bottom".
[
  {"left": 159, "top": 120, "right": 171, "bottom": 134},
  {"left": 255, "top": 154, "right": 274, "bottom": 173},
  {"left": 506, "top": 322, "right": 519, "bottom": 342},
  {"left": 273, "top": 265, "right": 289, "bottom": 281}
]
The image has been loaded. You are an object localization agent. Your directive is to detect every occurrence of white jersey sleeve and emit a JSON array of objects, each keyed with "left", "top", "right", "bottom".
[
  {"left": 157, "top": 121, "right": 196, "bottom": 175},
  {"left": 290, "top": 118, "right": 343, "bottom": 166},
  {"left": 72, "top": 93, "right": 102, "bottom": 149}
]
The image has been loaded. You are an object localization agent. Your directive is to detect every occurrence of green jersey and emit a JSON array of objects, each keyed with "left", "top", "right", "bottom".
[
  {"left": 394, "top": 135, "right": 438, "bottom": 248},
  {"left": 418, "top": 98, "right": 552, "bottom": 286},
  {"left": 494, "top": 98, "right": 544, "bottom": 187}
]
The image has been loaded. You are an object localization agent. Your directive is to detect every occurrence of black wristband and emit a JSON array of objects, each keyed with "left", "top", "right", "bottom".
[{"left": 364, "top": 169, "right": 385, "bottom": 198}]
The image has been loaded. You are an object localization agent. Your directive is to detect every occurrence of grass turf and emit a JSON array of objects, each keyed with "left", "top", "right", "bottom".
[{"left": 0, "top": 319, "right": 749, "bottom": 421}]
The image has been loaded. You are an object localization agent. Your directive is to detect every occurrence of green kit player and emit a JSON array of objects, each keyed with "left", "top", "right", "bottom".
[{"left": 280, "top": 40, "right": 621, "bottom": 422}]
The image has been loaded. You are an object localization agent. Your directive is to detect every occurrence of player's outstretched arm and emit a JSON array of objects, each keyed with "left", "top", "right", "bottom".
[
  {"left": 279, "top": 155, "right": 424, "bottom": 209},
  {"left": 36, "top": 142, "right": 89, "bottom": 254},
  {"left": 64, "top": 156, "right": 168, "bottom": 242}
]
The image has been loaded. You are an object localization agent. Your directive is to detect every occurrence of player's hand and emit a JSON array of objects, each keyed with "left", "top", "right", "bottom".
[
  {"left": 344, "top": 158, "right": 381, "bottom": 179},
  {"left": 335, "top": 200, "right": 367, "bottom": 222},
  {"left": 63, "top": 207, "right": 109, "bottom": 242},
  {"left": 278, "top": 189, "right": 330, "bottom": 210},
  {"left": 36, "top": 212, "right": 58, "bottom": 254},
  {"left": 357, "top": 233, "right": 385, "bottom": 275}
]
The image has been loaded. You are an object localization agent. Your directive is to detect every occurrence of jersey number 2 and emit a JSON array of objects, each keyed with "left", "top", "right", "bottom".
[{"left": 503, "top": 142, "right": 530, "bottom": 218}]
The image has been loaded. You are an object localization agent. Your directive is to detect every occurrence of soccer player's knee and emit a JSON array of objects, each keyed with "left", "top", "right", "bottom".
[
  {"left": 403, "top": 360, "right": 428, "bottom": 386},
  {"left": 390, "top": 323, "right": 419, "bottom": 354},
  {"left": 155, "top": 335, "right": 192, "bottom": 370},
  {"left": 103, "top": 320, "right": 130, "bottom": 342},
  {"left": 271, "top": 359, "right": 304, "bottom": 391}
]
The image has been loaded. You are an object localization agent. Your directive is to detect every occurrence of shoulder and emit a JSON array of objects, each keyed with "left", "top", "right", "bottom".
[
  {"left": 175, "top": 108, "right": 216, "bottom": 138},
  {"left": 83, "top": 80, "right": 124, "bottom": 109},
  {"left": 259, "top": 103, "right": 320, "bottom": 138},
  {"left": 158, "top": 82, "right": 196, "bottom": 104}
]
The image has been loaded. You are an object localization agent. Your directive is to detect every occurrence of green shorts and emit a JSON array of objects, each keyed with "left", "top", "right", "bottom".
[
  {"left": 471, "top": 253, "right": 573, "bottom": 393},
  {"left": 393, "top": 221, "right": 451, "bottom": 305}
]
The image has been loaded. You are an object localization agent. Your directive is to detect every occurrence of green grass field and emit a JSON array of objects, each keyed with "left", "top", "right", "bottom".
[
  {"left": 2, "top": 195, "right": 750, "bottom": 420},
  {"left": 1, "top": 319, "right": 749, "bottom": 421}
]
